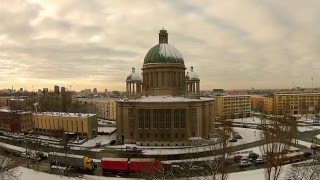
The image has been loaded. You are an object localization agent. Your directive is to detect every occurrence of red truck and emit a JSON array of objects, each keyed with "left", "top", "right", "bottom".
[
  {"left": 129, "top": 158, "right": 161, "bottom": 172},
  {"left": 101, "top": 157, "right": 129, "bottom": 173},
  {"left": 100, "top": 157, "right": 162, "bottom": 174}
]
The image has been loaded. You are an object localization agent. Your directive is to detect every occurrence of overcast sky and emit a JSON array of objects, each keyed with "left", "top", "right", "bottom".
[{"left": 1, "top": 0, "right": 320, "bottom": 91}]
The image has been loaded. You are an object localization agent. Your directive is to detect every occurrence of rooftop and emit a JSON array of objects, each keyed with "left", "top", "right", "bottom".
[
  {"left": 0, "top": 108, "right": 31, "bottom": 114},
  {"left": 33, "top": 112, "right": 96, "bottom": 118},
  {"left": 117, "top": 96, "right": 213, "bottom": 103}
]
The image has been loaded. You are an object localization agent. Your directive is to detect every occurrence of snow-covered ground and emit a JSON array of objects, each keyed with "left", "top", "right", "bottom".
[
  {"left": 14, "top": 166, "right": 133, "bottom": 180},
  {"left": 233, "top": 144, "right": 300, "bottom": 156},
  {"left": 79, "top": 134, "right": 116, "bottom": 147},
  {"left": 98, "top": 127, "right": 116, "bottom": 134},
  {"left": 294, "top": 139, "right": 312, "bottom": 148},
  {"left": 229, "top": 127, "right": 262, "bottom": 146},
  {"left": 232, "top": 117, "right": 272, "bottom": 125},
  {"left": 0, "top": 141, "right": 25, "bottom": 152},
  {"left": 297, "top": 125, "right": 320, "bottom": 132},
  {"left": 137, "top": 127, "right": 261, "bottom": 156}
]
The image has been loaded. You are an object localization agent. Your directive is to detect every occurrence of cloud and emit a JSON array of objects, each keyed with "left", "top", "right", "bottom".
[{"left": 1, "top": 0, "right": 320, "bottom": 91}]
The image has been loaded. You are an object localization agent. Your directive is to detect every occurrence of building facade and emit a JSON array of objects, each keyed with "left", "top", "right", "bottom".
[
  {"left": 0, "top": 97, "right": 10, "bottom": 107},
  {"left": 273, "top": 91, "right": 320, "bottom": 115},
  {"left": 33, "top": 112, "right": 98, "bottom": 138},
  {"left": 74, "top": 98, "right": 117, "bottom": 120},
  {"left": 0, "top": 109, "right": 33, "bottom": 133},
  {"left": 251, "top": 96, "right": 273, "bottom": 114},
  {"left": 215, "top": 95, "right": 251, "bottom": 119},
  {"left": 116, "top": 29, "right": 214, "bottom": 146}
]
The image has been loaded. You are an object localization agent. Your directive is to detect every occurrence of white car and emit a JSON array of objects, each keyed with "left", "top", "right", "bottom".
[{"left": 239, "top": 160, "right": 251, "bottom": 167}]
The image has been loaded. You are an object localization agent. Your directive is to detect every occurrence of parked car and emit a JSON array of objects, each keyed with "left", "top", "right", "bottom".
[
  {"left": 248, "top": 152, "right": 259, "bottom": 159},
  {"left": 95, "top": 142, "right": 101, "bottom": 147},
  {"left": 253, "top": 158, "right": 265, "bottom": 165},
  {"left": 189, "top": 165, "right": 204, "bottom": 171},
  {"left": 110, "top": 140, "right": 116, "bottom": 145},
  {"left": 233, "top": 133, "right": 243, "bottom": 139},
  {"left": 36, "top": 152, "right": 48, "bottom": 160},
  {"left": 242, "top": 124, "right": 250, "bottom": 128},
  {"left": 21, "top": 152, "right": 41, "bottom": 161},
  {"left": 239, "top": 159, "right": 251, "bottom": 167},
  {"left": 233, "top": 155, "right": 243, "bottom": 162},
  {"left": 229, "top": 138, "right": 237, "bottom": 142},
  {"left": 41, "top": 142, "right": 49, "bottom": 147}
]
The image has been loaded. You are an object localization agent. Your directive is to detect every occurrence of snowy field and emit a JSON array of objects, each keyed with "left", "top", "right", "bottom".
[
  {"left": 14, "top": 166, "right": 134, "bottom": 180},
  {"left": 233, "top": 143, "right": 300, "bottom": 156},
  {"left": 297, "top": 125, "right": 320, "bottom": 132},
  {"left": 137, "top": 127, "right": 261, "bottom": 155},
  {"left": 232, "top": 117, "right": 272, "bottom": 125}
]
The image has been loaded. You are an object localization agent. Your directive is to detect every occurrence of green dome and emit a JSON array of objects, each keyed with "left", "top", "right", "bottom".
[{"left": 143, "top": 43, "right": 184, "bottom": 65}]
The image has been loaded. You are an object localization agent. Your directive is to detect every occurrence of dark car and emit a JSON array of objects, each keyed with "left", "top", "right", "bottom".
[
  {"left": 242, "top": 124, "right": 250, "bottom": 128},
  {"left": 229, "top": 138, "right": 237, "bottom": 142},
  {"left": 233, "top": 134, "right": 243, "bottom": 139},
  {"left": 253, "top": 158, "right": 265, "bottom": 165},
  {"left": 36, "top": 152, "right": 48, "bottom": 160},
  {"left": 110, "top": 139, "right": 116, "bottom": 145},
  {"left": 248, "top": 153, "right": 259, "bottom": 159}
]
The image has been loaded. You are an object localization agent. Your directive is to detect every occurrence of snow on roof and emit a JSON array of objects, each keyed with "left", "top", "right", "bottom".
[
  {"left": 49, "top": 152, "right": 85, "bottom": 159},
  {"left": 101, "top": 157, "right": 129, "bottom": 161},
  {"left": 117, "top": 96, "right": 213, "bottom": 103},
  {"left": 219, "top": 95, "right": 251, "bottom": 97},
  {"left": 33, "top": 112, "right": 96, "bottom": 118},
  {"left": 15, "top": 166, "right": 136, "bottom": 180},
  {"left": 0, "top": 108, "right": 31, "bottom": 114},
  {"left": 130, "top": 158, "right": 156, "bottom": 162}
]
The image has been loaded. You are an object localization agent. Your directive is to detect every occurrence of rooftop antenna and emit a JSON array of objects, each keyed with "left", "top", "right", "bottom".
[
  {"left": 69, "top": 85, "right": 72, "bottom": 91},
  {"left": 311, "top": 77, "right": 314, "bottom": 89}
]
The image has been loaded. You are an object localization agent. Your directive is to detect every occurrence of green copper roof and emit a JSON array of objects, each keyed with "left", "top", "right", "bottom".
[{"left": 143, "top": 43, "right": 184, "bottom": 65}]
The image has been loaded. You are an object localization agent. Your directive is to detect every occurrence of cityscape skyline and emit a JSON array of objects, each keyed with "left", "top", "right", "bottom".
[{"left": 1, "top": 0, "right": 320, "bottom": 91}]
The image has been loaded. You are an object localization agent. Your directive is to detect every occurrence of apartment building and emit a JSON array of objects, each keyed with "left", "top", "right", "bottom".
[
  {"left": 0, "top": 109, "right": 33, "bottom": 133},
  {"left": 33, "top": 112, "right": 98, "bottom": 138},
  {"left": 215, "top": 95, "right": 251, "bottom": 119},
  {"left": 273, "top": 91, "right": 320, "bottom": 115},
  {"left": 251, "top": 96, "right": 273, "bottom": 114},
  {"left": 74, "top": 98, "right": 116, "bottom": 120}
]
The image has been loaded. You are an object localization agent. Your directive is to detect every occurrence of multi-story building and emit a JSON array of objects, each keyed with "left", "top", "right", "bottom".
[
  {"left": 54, "top": 85, "right": 60, "bottom": 94},
  {"left": 273, "top": 91, "right": 320, "bottom": 115},
  {"left": 33, "top": 112, "right": 98, "bottom": 138},
  {"left": 116, "top": 29, "right": 214, "bottom": 146},
  {"left": 263, "top": 97, "right": 273, "bottom": 114},
  {"left": 251, "top": 96, "right": 273, "bottom": 114},
  {"left": 74, "top": 98, "right": 117, "bottom": 120},
  {"left": 0, "top": 109, "right": 33, "bottom": 133},
  {"left": 0, "top": 97, "right": 10, "bottom": 107},
  {"left": 251, "top": 96, "right": 264, "bottom": 112},
  {"left": 215, "top": 95, "right": 251, "bottom": 119}
]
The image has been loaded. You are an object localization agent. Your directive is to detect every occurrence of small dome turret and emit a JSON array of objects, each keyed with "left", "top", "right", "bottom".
[
  {"left": 127, "top": 67, "right": 142, "bottom": 81},
  {"left": 186, "top": 66, "right": 199, "bottom": 80}
]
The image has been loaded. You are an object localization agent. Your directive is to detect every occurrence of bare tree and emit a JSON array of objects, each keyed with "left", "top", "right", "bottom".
[
  {"left": 260, "top": 113, "right": 297, "bottom": 180},
  {"left": 0, "top": 155, "right": 18, "bottom": 179},
  {"left": 285, "top": 161, "right": 320, "bottom": 180}
]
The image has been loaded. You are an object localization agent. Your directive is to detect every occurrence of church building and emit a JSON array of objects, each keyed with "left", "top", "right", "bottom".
[{"left": 116, "top": 29, "right": 214, "bottom": 146}]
